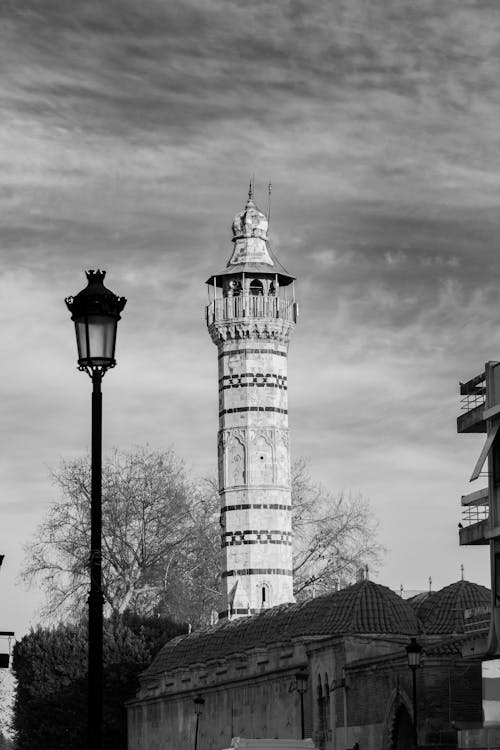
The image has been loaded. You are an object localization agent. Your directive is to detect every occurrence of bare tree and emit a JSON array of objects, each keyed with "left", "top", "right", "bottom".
[
  {"left": 22, "top": 447, "right": 199, "bottom": 621},
  {"left": 292, "top": 458, "right": 384, "bottom": 598},
  {"left": 156, "top": 479, "right": 221, "bottom": 626},
  {"left": 22, "top": 450, "right": 383, "bottom": 626}
]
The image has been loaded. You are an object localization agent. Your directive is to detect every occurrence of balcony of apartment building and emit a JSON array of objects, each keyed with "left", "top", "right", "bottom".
[
  {"left": 459, "top": 487, "right": 489, "bottom": 546},
  {"left": 457, "top": 372, "right": 486, "bottom": 433}
]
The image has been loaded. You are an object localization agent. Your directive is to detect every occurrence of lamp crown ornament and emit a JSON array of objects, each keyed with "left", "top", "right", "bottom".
[{"left": 65, "top": 268, "right": 127, "bottom": 320}]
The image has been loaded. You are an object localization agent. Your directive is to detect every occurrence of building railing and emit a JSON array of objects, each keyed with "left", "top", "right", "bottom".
[
  {"left": 460, "top": 372, "right": 486, "bottom": 412},
  {"left": 461, "top": 503, "right": 489, "bottom": 527},
  {"left": 206, "top": 295, "right": 298, "bottom": 326}
]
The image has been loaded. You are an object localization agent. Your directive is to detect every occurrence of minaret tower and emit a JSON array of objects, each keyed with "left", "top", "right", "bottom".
[{"left": 206, "top": 184, "right": 298, "bottom": 619}]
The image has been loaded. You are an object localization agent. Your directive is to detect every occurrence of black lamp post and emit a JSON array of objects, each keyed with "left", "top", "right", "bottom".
[
  {"left": 295, "top": 670, "right": 309, "bottom": 739},
  {"left": 406, "top": 637, "right": 423, "bottom": 749},
  {"left": 193, "top": 695, "right": 205, "bottom": 750},
  {"left": 65, "top": 270, "right": 126, "bottom": 750}
]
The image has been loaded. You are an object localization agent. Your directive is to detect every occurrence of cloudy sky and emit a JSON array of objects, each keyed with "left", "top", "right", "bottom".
[{"left": 1, "top": 0, "right": 499, "bottom": 637}]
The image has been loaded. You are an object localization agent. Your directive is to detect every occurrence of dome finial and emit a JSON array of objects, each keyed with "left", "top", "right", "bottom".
[{"left": 248, "top": 177, "right": 254, "bottom": 201}]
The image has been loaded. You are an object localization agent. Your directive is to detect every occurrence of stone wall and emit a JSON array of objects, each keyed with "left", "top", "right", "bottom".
[{"left": 128, "top": 641, "right": 312, "bottom": 750}]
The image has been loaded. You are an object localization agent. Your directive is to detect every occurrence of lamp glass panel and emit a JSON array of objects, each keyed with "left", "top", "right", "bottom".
[
  {"left": 75, "top": 315, "right": 117, "bottom": 365},
  {"left": 407, "top": 649, "right": 421, "bottom": 668}
]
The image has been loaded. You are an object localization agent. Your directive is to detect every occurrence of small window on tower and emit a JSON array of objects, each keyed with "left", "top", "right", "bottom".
[{"left": 260, "top": 582, "right": 271, "bottom": 608}]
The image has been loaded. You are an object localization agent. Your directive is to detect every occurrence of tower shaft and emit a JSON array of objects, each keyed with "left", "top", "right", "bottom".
[{"left": 206, "top": 188, "right": 298, "bottom": 618}]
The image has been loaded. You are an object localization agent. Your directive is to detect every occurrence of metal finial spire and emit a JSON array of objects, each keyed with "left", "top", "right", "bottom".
[
  {"left": 399, "top": 584, "right": 403, "bottom": 598},
  {"left": 248, "top": 179, "right": 253, "bottom": 200},
  {"left": 266, "top": 181, "right": 272, "bottom": 222},
  {"left": 461, "top": 563, "right": 464, "bottom": 581},
  {"left": 365, "top": 564, "right": 369, "bottom": 580},
  {"left": 429, "top": 576, "right": 432, "bottom": 592}
]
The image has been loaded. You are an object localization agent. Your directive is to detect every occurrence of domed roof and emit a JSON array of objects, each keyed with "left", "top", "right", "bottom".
[
  {"left": 232, "top": 190, "right": 268, "bottom": 241},
  {"left": 407, "top": 591, "right": 437, "bottom": 623},
  {"left": 417, "top": 580, "right": 490, "bottom": 634},
  {"left": 314, "top": 579, "right": 421, "bottom": 635},
  {"left": 206, "top": 185, "right": 295, "bottom": 287},
  {"left": 144, "top": 580, "right": 420, "bottom": 677}
]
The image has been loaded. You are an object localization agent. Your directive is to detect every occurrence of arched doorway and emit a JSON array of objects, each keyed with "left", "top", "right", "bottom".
[{"left": 391, "top": 704, "right": 413, "bottom": 750}]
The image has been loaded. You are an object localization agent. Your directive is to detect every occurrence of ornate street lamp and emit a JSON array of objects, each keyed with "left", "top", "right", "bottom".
[
  {"left": 65, "top": 270, "right": 126, "bottom": 750},
  {"left": 295, "top": 669, "right": 309, "bottom": 739},
  {"left": 406, "top": 637, "right": 423, "bottom": 748},
  {"left": 193, "top": 695, "right": 205, "bottom": 750}
]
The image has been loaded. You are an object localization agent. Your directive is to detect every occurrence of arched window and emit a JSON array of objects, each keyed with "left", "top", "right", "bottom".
[
  {"left": 259, "top": 581, "right": 271, "bottom": 608},
  {"left": 249, "top": 279, "right": 264, "bottom": 296},
  {"left": 317, "top": 676, "right": 325, "bottom": 750},
  {"left": 324, "top": 673, "right": 331, "bottom": 745},
  {"left": 316, "top": 673, "right": 331, "bottom": 750}
]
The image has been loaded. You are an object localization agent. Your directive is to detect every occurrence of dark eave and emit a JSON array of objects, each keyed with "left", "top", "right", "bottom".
[{"left": 206, "top": 246, "right": 295, "bottom": 287}]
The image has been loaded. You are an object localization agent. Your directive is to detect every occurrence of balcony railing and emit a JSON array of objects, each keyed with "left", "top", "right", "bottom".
[
  {"left": 457, "top": 371, "right": 486, "bottom": 433},
  {"left": 460, "top": 372, "right": 486, "bottom": 412},
  {"left": 461, "top": 503, "right": 489, "bottom": 526},
  {"left": 206, "top": 295, "right": 298, "bottom": 326}
]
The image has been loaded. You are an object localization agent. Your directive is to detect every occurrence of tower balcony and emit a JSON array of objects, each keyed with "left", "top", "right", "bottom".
[{"left": 206, "top": 295, "right": 298, "bottom": 326}]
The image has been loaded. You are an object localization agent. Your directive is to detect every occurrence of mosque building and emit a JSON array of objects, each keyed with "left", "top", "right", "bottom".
[{"left": 127, "top": 189, "right": 488, "bottom": 750}]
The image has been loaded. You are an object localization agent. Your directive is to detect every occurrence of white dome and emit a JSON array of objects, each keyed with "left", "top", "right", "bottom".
[{"left": 232, "top": 196, "right": 268, "bottom": 241}]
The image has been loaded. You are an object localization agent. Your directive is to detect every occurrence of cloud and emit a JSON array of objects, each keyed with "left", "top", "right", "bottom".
[{"left": 1, "top": 0, "right": 500, "bottom": 634}]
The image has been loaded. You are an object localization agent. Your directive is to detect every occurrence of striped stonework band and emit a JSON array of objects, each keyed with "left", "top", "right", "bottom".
[
  {"left": 221, "top": 503, "right": 291, "bottom": 513},
  {"left": 219, "top": 373, "right": 287, "bottom": 390},
  {"left": 222, "top": 568, "right": 293, "bottom": 579},
  {"left": 219, "top": 607, "right": 263, "bottom": 618},
  {"left": 220, "top": 406, "right": 288, "bottom": 417},
  {"left": 222, "top": 530, "right": 292, "bottom": 547},
  {"left": 218, "top": 348, "right": 286, "bottom": 360}
]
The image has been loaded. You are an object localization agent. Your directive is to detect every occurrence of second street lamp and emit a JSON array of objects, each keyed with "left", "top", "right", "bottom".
[
  {"left": 193, "top": 695, "right": 205, "bottom": 750},
  {"left": 295, "top": 670, "right": 309, "bottom": 740},
  {"left": 65, "top": 270, "right": 126, "bottom": 750},
  {"left": 406, "top": 637, "right": 423, "bottom": 749}
]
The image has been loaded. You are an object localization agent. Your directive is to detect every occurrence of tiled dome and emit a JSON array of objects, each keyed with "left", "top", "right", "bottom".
[
  {"left": 407, "top": 591, "right": 437, "bottom": 623},
  {"left": 323, "top": 579, "right": 421, "bottom": 635},
  {"left": 417, "top": 580, "right": 490, "bottom": 635},
  {"left": 144, "top": 580, "right": 419, "bottom": 676}
]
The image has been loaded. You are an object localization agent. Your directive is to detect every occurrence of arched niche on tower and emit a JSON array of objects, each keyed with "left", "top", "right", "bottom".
[
  {"left": 249, "top": 431, "right": 274, "bottom": 485},
  {"left": 226, "top": 432, "right": 247, "bottom": 487},
  {"left": 276, "top": 430, "right": 290, "bottom": 486},
  {"left": 217, "top": 432, "right": 225, "bottom": 490}
]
